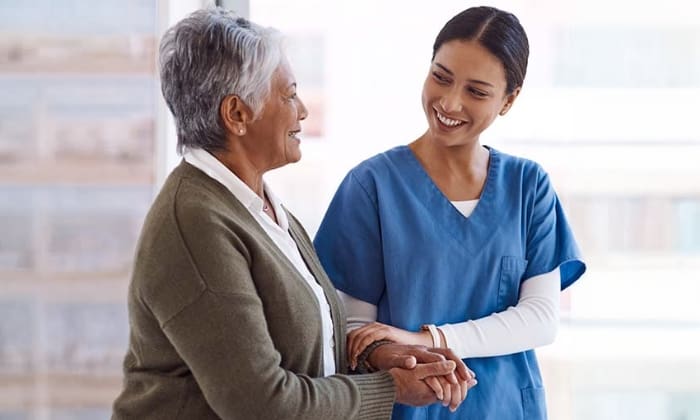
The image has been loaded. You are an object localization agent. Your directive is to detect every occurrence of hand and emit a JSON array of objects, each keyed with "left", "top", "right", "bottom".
[
  {"left": 368, "top": 344, "right": 475, "bottom": 383},
  {"left": 424, "top": 375, "right": 465, "bottom": 412},
  {"left": 369, "top": 344, "right": 477, "bottom": 410},
  {"left": 348, "top": 322, "right": 432, "bottom": 369},
  {"left": 389, "top": 360, "right": 457, "bottom": 407},
  {"left": 413, "top": 347, "right": 478, "bottom": 412}
]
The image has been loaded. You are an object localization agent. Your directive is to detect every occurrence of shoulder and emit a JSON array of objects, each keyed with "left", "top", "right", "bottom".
[
  {"left": 491, "top": 147, "right": 545, "bottom": 176},
  {"left": 156, "top": 162, "right": 253, "bottom": 238},
  {"left": 345, "top": 146, "right": 410, "bottom": 190},
  {"left": 490, "top": 147, "right": 550, "bottom": 190},
  {"left": 132, "top": 163, "right": 255, "bottom": 306}
]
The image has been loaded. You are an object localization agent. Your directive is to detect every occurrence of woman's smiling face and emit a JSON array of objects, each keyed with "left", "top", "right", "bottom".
[{"left": 421, "top": 39, "right": 519, "bottom": 147}]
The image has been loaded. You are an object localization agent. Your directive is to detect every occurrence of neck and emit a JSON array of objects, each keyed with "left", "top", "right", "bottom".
[
  {"left": 410, "top": 135, "right": 489, "bottom": 179},
  {"left": 212, "top": 146, "right": 266, "bottom": 199}
]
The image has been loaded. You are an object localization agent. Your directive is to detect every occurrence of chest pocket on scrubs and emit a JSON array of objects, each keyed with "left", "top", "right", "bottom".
[{"left": 497, "top": 256, "right": 528, "bottom": 310}]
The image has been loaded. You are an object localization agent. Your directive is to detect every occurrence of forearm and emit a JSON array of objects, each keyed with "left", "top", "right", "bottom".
[
  {"left": 438, "top": 269, "right": 560, "bottom": 358},
  {"left": 339, "top": 290, "right": 377, "bottom": 332},
  {"left": 340, "top": 269, "right": 561, "bottom": 360}
]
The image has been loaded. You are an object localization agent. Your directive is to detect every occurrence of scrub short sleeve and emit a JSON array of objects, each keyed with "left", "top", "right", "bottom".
[
  {"left": 314, "top": 171, "right": 385, "bottom": 304},
  {"left": 525, "top": 168, "right": 586, "bottom": 290}
]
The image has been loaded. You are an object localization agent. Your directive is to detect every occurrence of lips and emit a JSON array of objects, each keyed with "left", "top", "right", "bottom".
[
  {"left": 288, "top": 129, "right": 301, "bottom": 141},
  {"left": 434, "top": 108, "right": 467, "bottom": 129}
]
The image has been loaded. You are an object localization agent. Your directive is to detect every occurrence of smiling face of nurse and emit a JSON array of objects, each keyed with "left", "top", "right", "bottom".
[{"left": 420, "top": 6, "right": 529, "bottom": 148}]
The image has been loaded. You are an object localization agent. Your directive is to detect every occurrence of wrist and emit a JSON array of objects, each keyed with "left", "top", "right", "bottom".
[
  {"left": 420, "top": 324, "right": 442, "bottom": 348},
  {"left": 356, "top": 339, "right": 393, "bottom": 373},
  {"left": 437, "top": 327, "right": 447, "bottom": 348},
  {"left": 417, "top": 329, "right": 434, "bottom": 347}
]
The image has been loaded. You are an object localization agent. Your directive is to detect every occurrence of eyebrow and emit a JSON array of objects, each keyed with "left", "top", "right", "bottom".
[{"left": 434, "top": 62, "right": 495, "bottom": 88}]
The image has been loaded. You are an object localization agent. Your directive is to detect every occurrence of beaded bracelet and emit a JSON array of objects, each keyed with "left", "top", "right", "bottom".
[{"left": 355, "top": 339, "right": 394, "bottom": 374}]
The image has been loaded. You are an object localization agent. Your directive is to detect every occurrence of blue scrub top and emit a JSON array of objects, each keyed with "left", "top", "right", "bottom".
[{"left": 314, "top": 145, "right": 586, "bottom": 420}]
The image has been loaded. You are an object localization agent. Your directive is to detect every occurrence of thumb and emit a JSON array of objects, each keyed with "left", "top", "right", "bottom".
[
  {"left": 414, "top": 360, "right": 456, "bottom": 379},
  {"left": 384, "top": 354, "right": 417, "bottom": 369}
]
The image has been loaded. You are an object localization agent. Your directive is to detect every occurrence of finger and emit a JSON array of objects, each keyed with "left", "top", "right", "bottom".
[
  {"left": 411, "top": 347, "right": 447, "bottom": 364},
  {"left": 353, "top": 331, "right": 384, "bottom": 363},
  {"left": 382, "top": 354, "right": 417, "bottom": 370},
  {"left": 438, "top": 376, "right": 451, "bottom": 407},
  {"left": 424, "top": 376, "right": 443, "bottom": 401},
  {"left": 347, "top": 330, "right": 359, "bottom": 369},
  {"left": 453, "top": 359, "right": 470, "bottom": 382},
  {"left": 348, "top": 327, "right": 378, "bottom": 369},
  {"left": 449, "top": 381, "right": 462, "bottom": 412},
  {"left": 415, "top": 360, "right": 456, "bottom": 379},
  {"left": 431, "top": 347, "right": 470, "bottom": 382},
  {"left": 403, "top": 355, "right": 417, "bottom": 369},
  {"left": 347, "top": 324, "right": 374, "bottom": 360},
  {"left": 347, "top": 328, "right": 363, "bottom": 366},
  {"left": 350, "top": 326, "right": 386, "bottom": 362},
  {"left": 444, "top": 371, "right": 458, "bottom": 385}
]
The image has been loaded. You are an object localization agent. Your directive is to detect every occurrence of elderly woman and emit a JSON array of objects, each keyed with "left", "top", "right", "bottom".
[{"left": 111, "top": 8, "right": 474, "bottom": 420}]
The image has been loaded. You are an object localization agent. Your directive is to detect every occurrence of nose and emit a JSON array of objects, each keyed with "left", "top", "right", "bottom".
[
  {"left": 440, "top": 87, "right": 463, "bottom": 113},
  {"left": 297, "top": 96, "right": 308, "bottom": 121}
]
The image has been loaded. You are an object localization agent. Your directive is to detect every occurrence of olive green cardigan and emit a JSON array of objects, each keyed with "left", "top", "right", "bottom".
[{"left": 112, "top": 161, "right": 396, "bottom": 419}]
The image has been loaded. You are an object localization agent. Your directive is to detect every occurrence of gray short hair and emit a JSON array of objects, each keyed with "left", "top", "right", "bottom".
[{"left": 158, "top": 8, "right": 284, "bottom": 153}]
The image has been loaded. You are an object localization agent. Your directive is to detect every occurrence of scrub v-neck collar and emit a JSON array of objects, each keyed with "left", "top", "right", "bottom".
[{"left": 394, "top": 144, "right": 502, "bottom": 255}]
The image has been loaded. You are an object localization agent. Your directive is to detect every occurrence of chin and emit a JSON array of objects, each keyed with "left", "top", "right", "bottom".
[
  {"left": 285, "top": 151, "right": 302, "bottom": 164},
  {"left": 430, "top": 130, "right": 462, "bottom": 147}
]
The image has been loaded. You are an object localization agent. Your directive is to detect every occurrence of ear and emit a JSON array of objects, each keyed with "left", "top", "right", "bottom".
[
  {"left": 220, "top": 95, "right": 253, "bottom": 136},
  {"left": 499, "top": 86, "right": 521, "bottom": 116}
]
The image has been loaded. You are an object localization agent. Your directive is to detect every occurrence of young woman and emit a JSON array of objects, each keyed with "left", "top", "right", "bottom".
[{"left": 315, "top": 6, "right": 586, "bottom": 419}]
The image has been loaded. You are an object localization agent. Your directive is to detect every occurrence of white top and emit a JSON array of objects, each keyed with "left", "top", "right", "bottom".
[
  {"left": 183, "top": 148, "right": 336, "bottom": 376},
  {"left": 451, "top": 199, "right": 479, "bottom": 216},
  {"left": 339, "top": 198, "right": 561, "bottom": 358}
]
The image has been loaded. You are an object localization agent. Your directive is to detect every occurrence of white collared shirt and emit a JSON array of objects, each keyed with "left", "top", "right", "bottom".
[{"left": 183, "top": 148, "right": 336, "bottom": 376}]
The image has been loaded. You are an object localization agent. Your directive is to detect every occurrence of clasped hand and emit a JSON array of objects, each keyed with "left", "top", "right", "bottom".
[{"left": 365, "top": 342, "right": 477, "bottom": 412}]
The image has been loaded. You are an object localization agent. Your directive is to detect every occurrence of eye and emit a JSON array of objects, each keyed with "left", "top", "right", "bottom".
[
  {"left": 468, "top": 87, "right": 488, "bottom": 98},
  {"left": 432, "top": 72, "right": 450, "bottom": 85}
]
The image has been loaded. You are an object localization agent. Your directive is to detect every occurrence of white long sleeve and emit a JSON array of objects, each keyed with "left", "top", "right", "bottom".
[
  {"left": 337, "top": 268, "right": 560, "bottom": 359},
  {"left": 438, "top": 268, "right": 560, "bottom": 358},
  {"left": 338, "top": 290, "right": 377, "bottom": 332}
]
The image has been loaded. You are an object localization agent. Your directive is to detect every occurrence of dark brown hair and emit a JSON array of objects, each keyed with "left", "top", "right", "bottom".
[{"left": 433, "top": 6, "right": 529, "bottom": 94}]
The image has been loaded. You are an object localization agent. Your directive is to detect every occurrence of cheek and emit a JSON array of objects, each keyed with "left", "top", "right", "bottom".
[
  {"left": 473, "top": 107, "right": 500, "bottom": 128},
  {"left": 421, "top": 79, "right": 433, "bottom": 105}
]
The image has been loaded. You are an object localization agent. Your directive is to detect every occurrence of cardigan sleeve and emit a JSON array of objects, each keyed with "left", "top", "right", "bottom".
[{"left": 160, "top": 287, "right": 395, "bottom": 419}]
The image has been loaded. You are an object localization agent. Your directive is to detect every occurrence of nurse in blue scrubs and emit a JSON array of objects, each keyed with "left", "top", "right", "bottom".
[{"left": 314, "top": 6, "right": 586, "bottom": 420}]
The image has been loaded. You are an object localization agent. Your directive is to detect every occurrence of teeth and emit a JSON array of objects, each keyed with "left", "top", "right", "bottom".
[{"left": 436, "top": 111, "right": 464, "bottom": 127}]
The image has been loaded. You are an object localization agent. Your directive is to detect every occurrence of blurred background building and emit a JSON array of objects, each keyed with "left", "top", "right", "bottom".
[{"left": 0, "top": 0, "right": 698, "bottom": 419}]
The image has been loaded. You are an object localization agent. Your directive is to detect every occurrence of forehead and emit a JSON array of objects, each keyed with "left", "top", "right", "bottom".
[
  {"left": 272, "top": 57, "right": 295, "bottom": 89},
  {"left": 433, "top": 40, "right": 506, "bottom": 86}
]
